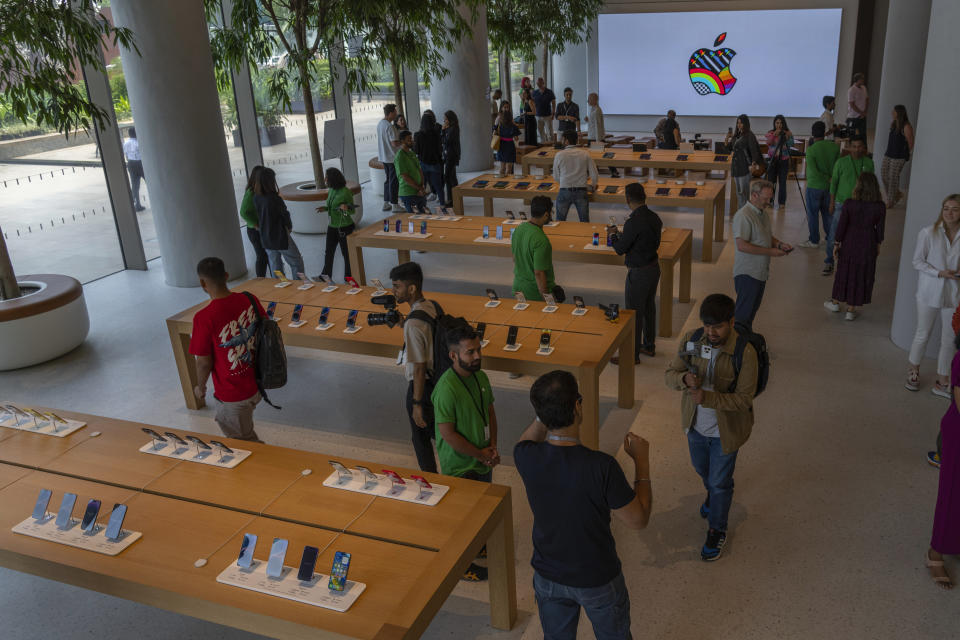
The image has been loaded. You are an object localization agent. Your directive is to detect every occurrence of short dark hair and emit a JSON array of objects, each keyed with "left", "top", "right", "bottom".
[
  {"left": 822, "top": 95, "right": 835, "bottom": 109},
  {"left": 530, "top": 370, "right": 579, "bottom": 430},
  {"left": 445, "top": 322, "right": 478, "bottom": 350},
  {"left": 399, "top": 129, "right": 413, "bottom": 143},
  {"left": 384, "top": 103, "right": 397, "bottom": 117},
  {"left": 811, "top": 121, "right": 826, "bottom": 138},
  {"left": 563, "top": 87, "right": 572, "bottom": 93},
  {"left": 625, "top": 182, "right": 646, "bottom": 204},
  {"left": 850, "top": 135, "right": 867, "bottom": 146},
  {"left": 562, "top": 129, "right": 577, "bottom": 145},
  {"left": 530, "top": 195, "right": 552, "bottom": 218},
  {"left": 197, "top": 257, "right": 227, "bottom": 284},
  {"left": 389, "top": 261, "right": 423, "bottom": 290},
  {"left": 699, "top": 294, "right": 735, "bottom": 325},
  {"left": 325, "top": 167, "right": 346, "bottom": 190},
  {"left": 853, "top": 72, "right": 865, "bottom": 83}
]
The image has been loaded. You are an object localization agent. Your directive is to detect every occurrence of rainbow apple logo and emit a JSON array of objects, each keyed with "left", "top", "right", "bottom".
[{"left": 688, "top": 33, "right": 737, "bottom": 96}]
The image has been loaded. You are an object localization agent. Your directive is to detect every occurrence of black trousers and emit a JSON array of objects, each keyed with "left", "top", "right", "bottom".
[
  {"left": 405, "top": 380, "right": 437, "bottom": 473},
  {"left": 127, "top": 159, "right": 144, "bottom": 207},
  {"left": 321, "top": 223, "right": 355, "bottom": 278},
  {"left": 245, "top": 226, "right": 269, "bottom": 277},
  {"left": 625, "top": 263, "right": 660, "bottom": 354},
  {"left": 443, "top": 158, "right": 458, "bottom": 206},
  {"left": 383, "top": 163, "right": 399, "bottom": 204}
]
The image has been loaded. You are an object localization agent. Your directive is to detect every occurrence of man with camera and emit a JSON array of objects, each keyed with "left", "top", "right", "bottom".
[{"left": 389, "top": 262, "right": 439, "bottom": 473}]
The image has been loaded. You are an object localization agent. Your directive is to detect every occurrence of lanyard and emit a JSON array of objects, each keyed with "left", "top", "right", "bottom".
[{"left": 453, "top": 371, "right": 487, "bottom": 424}]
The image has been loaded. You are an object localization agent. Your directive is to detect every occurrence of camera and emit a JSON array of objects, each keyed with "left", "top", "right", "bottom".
[
  {"left": 598, "top": 303, "right": 620, "bottom": 322},
  {"left": 367, "top": 294, "right": 403, "bottom": 328}
]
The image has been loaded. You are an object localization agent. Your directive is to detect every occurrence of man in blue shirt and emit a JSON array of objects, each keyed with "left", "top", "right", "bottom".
[{"left": 533, "top": 77, "right": 556, "bottom": 143}]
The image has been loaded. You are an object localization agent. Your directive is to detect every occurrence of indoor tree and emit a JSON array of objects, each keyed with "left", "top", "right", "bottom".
[{"left": 0, "top": 0, "right": 136, "bottom": 300}]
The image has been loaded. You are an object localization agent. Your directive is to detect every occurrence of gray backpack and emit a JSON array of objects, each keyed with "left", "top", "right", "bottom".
[{"left": 242, "top": 292, "right": 286, "bottom": 408}]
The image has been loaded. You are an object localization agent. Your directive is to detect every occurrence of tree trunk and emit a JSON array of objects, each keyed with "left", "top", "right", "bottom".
[
  {"left": 0, "top": 226, "right": 21, "bottom": 300},
  {"left": 391, "top": 59, "right": 403, "bottom": 115},
  {"left": 298, "top": 62, "right": 325, "bottom": 189},
  {"left": 500, "top": 48, "right": 511, "bottom": 103},
  {"left": 541, "top": 42, "right": 549, "bottom": 87}
]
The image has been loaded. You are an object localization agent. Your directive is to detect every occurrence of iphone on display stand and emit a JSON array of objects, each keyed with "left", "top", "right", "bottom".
[
  {"left": 329, "top": 460, "right": 353, "bottom": 485},
  {"left": 345, "top": 276, "right": 361, "bottom": 292},
  {"left": 513, "top": 291, "right": 529, "bottom": 310},
  {"left": 316, "top": 306, "right": 333, "bottom": 331},
  {"left": 344, "top": 309, "right": 361, "bottom": 334},
  {"left": 354, "top": 465, "right": 378, "bottom": 489},
  {"left": 289, "top": 304, "right": 306, "bottom": 328},
  {"left": 164, "top": 432, "right": 189, "bottom": 453},
  {"left": 328, "top": 551, "right": 351, "bottom": 591},
  {"left": 319, "top": 274, "right": 338, "bottom": 293},
  {"left": 32, "top": 489, "right": 52, "bottom": 522},
  {"left": 296, "top": 272, "right": 314, "bottom": 290},
  {"left": 504, "top": 325, "right": 520, "bottom": 351},
  {"left": 485, "top": 289, "right": 501, "bottom": 308},
  {"left": 209, "top": 440, "right": 234, "bottom": 462},
  {"left": 538, "top": 329, "right": 554, "bottom": 356},
  {"left": 381, "top": 469, "right": 405, "bottom": 496},
  {"left": 237, "top": 533, "right": 257, "bottom": 569},
  {"left": 266, "top": 538, "right": 289, "bottom": 579},
  {"left": 141, "top": 427, "right": 167, "bottom": 450},
  {"left": 572, "top": 295, "right": 588, "bottom": 316},
  {"left": 476, "top": 322, "right": 489, "bottom": 348},
  {"left": 104, "top": 504, "right": 127, "bottom": 541},
  {"left": 371, "top": 278, "right": 387, "bottom": 295},
  {"left": 410, "top": 475, "right": 433, "bottom": 501},
  {"left": 542, "top": 293, "right": 558, "bottom": 313},
  {"left": 298, "top": 546, "right": 319, "bottom": 582},
  {"left": 80, "top": 499, "right": 101, "bottom": 534},
  {"left": 266, "top": 301, "right": 278, "bottom": 320},
  {"left": 185, "top": 436, "right": 212, "bottom": 459},
  {"left": 273, "top": 270, "right": 292, "bottom": 287},
  {"left": 55, "top": 492, "right": 77, "bottom": 530}
]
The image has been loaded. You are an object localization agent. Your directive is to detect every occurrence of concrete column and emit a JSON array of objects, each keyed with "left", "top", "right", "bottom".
[
  {"left": 222, "top": 0, "right": 264, "bottom": 175},
  {"left": 872, "top": 0, "right": 931, "bottom": 190},
  {"left": 890, "top": 0, "right": 960, "bottom": 353},
  {"left": 329, "top": 44, "right": 360, "bottom": 183},
  {"left": 402, "top": 65, "right": 422, "bottom": 128},
  {"left": 429, "top": 5, "right": 491, "bottom": 172},
  {"left": 111, "top": 0, "right": 246, "bottom": 286}
]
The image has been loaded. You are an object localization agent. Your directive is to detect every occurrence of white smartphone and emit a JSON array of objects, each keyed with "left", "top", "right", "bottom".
[
  {"left": 237, "top": 533, "right": 258, "bottom": 568},
  {"left": 55, "top": 492, "right": 77, "bottom": 529},
  {"left": 266, "top": 538, "right": 289, "bottom": 578},
  {"left": 104, "top": 504, "right": 127, "bottom": 541},
  {"left": 32, "top": 489, "right": 52, "bottom": 520}
]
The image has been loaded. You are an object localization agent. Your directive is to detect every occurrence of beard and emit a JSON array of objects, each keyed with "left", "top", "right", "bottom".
[{"left": 457, "top": 354, "right": 482, "bottom": 373}]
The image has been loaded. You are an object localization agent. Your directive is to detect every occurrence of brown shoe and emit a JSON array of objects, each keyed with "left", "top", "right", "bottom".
[{"left": 610, "top": 355, "right": 641, "bottom": 366}]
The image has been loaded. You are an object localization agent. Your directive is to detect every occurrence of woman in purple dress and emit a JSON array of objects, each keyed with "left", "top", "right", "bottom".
[
  {"left": 823, "top": 172, "right": 886, "bottom": 320},
  {"left": 926, "top": 339, "right": 960, "bottom": 589}
]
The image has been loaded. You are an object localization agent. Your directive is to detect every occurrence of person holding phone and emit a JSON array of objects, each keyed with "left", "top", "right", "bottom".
[
  {"left": 318, "top": 168, "right": 356, "bottom": 281},
  {"left": 725, "top": 114, "right": 763, "bottom": 209},
  {"left": 764, "top": 115, "right": 794, "bottom": 210},
  {"left": 516, "top": 370, "right": 651, "bottom": 637},
  {"left": 441, "top": 110, "right": 460, "bottom": 208}
]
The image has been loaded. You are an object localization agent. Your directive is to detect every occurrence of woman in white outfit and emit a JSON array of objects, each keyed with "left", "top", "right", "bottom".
[{"left": 907, "top": 194, "right": 960, "bottom": 396}]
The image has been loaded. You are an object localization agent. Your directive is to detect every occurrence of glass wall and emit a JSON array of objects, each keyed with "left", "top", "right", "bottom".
[{"left": 350, "top": 54, "right": 401, "bottom": 184}]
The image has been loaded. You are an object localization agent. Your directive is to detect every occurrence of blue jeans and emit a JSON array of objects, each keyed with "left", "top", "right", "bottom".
[
  {"left": 265, "top": 233, "right": 304, "bottom": 279},
  {"left": 733, "top": 274, "right": 766, "bottom": 331},
  {"left": 534, "top": 571, "right": 632, "bottom": 640},
  {"left": 400, "top": 194, "right": 427, "bottom": 213},
  {"left": 556, "top": 188, "right": 589, "bottom": 222},
  {"left": 421, "top": 162, "right": 445, "bottom": 204},
  {"left": 824, "top": 205, "right": 842, "bottom": 265},
  {"left": 687, "top": 428, "right": 739, "bottom": 532},
  {"left": 804, "top": 187, "right": 832, "bottom": 246}
]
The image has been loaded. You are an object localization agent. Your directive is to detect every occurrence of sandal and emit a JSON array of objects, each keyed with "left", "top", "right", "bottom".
[{"left": 926, "top": 550, "right": 954, "bottom": 590}]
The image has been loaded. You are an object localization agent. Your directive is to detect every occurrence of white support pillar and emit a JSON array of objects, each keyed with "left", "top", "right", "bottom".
[
  {"left": 330, "top": 43, "right": 360, "bottom": 184},
  {"left": 552, "top": 40, "right": 588, "bottom": 114},
  {"left": 111, "top": 0, "right": 246, "bottom": 287},
  {"left": 429, "top": 5, "right": 492, "bottom": 172},
  {"left": 221, "top": 0, "right": 263, "bottom": 175},
  {"left": 402, "top": 65, "right": 422, "bottom": 128},
  {"left": 890, "top": 0, "right": 960, "bottom": 353}
]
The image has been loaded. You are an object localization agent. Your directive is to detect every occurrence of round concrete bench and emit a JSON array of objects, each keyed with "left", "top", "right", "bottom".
[
  {"left": 368, "top": 157, "right": 385, "bottom": 197},
  {"left": 0, "top": 274, "right": 90, "bottom": 370},
  {"left": 279, "top": 180, "right": 364, "bottom": 235}
]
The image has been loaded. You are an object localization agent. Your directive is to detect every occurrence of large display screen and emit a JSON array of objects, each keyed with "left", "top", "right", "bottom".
[{"left": 598, "top": 9, "right": 842, "bottom": 117}]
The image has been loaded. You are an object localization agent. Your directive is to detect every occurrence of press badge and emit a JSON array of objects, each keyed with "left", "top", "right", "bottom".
[
  {"left": 700, "top": 345, "right": 714, "bottom": 359},
  {"left": 686, "top": 341, "right": 696, "bottom": 353}
]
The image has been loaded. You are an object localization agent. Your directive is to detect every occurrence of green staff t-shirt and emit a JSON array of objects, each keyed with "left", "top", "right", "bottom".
[{"left": 431, "top": 368, "right": 494, "bottom": 478}]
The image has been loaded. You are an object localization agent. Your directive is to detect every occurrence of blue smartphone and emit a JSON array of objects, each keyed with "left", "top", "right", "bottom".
[
  {"left": 346, "top": 310, "right": 359, "bottom": 328},
  {"left": 55, "top": 493, "right": 77, "bottom": 530},
  {"left": 383, "top": 219, "right": 389, "bottom": 232},
  {"left": 237, "top": 533, "right": 257, "bottom": 568},
  {"left": 104, "top": 503, "right": 127, "bottom": 541},
  {"left": 32, "top": 489, "right": 52, "bottom": 521},
  {"left": 420, "top": 221, "right": 427, "bottom": 234},
  {"left": 266, "top": 302, "right": 277, "bottom": 319},
  {"left": 291, "top": 304, "right": 304, "bottom": 323},
  {"left": 298, "top": 545, "right": 319, "bottom": 582},
  {"left": 318, "top": 307, "right": 330, "bottom": 325},
  {"left": 80, "top": 499, "right": 101, "bottom": 533},
  {"left": 482, "top": 225, "right": 490, "bottom": 239},
  {"left": 328, "top": 551, "right": 351, "bottom": 591},
  {"left": 266, "top": 538, "right": 288, "bottom": 578},
  {"left": 395, "top": 219, "right": 402, "bottom": 233},
  {"left": 496, "top": 225, "right": 503, "bottom": 240}
]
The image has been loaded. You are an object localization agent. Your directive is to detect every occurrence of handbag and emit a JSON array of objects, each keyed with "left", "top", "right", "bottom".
[{"left": 490, "top": 125, "right": 501, "bottom": 151}]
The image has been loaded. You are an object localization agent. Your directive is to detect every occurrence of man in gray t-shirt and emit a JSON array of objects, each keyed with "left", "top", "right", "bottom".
[{"left": 732, "top": 180, "right": 792, "bottom": 330}]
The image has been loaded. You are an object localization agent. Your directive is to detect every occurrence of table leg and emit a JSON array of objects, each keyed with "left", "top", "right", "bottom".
[
  {"left": 397, "top": 249, "right": 411, "bottom": 265},
  {"left": 728, "top": 172, "right": 736, "bottom": 218},
  {"left": 702, "top": 200, "right": 714, "bottom": 262},
  {"left": 658, "top": 262, "right": 674, "bottom": 338},
  {"left": 579, "top": 368, "right": 600, "bottom": 449},
  {"left": 715, "top": 185, "right": 726, "bottom": 242},
  {"left": 453, "top": 190, "right": 464, "bottom": 216},
  {"left": 521, "top": 160, "right": 530, "bottom": 174},
  {"left": 679, "top": 244, "right": 692, "bottom": 303},
  {"left": 486, "top": 489, "right": 517, "bottom": 630},
  {"left": 347, "top": 235, "right": 367, "bottom": 285},
  {"left": 616, "top": 324, "right": 634, "bottom": 409},
  {"left": 483, "top": 196, "right": 493, "bottom": 217},
  {"left": 167, "top": 322, "right": 203, "bottom": 410}
]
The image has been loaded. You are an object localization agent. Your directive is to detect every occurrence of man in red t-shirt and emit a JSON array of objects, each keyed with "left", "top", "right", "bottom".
[{"left": 189, "top": 257, "right": 266, "bottom": 441}]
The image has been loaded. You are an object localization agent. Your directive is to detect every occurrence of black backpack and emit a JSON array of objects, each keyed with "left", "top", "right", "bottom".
[
  {"left": 243, "top": 292, "right": 287, "bottom": 408},
  {"left": 691, "top": 322, "right": 768, "bottom": 397},
  {"left": 406, "top": 301, "right": 469, "bottom": 382}
]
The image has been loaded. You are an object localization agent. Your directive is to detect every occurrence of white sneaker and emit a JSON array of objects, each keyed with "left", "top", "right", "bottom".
[
  {"left": 932, "top": 383, "right": 951, "bottom": 399},
  {"left": 823, "top": 300, "right": 840, "bottom": 312},
  {"left": 844, "top": 310, "right": 858, "bottom": 321},
  {"left": 427, "top": 193, "right": 438, "bottom": 202},
  {"left": 392, "top": 204, "right": 405, "bottom": 212},
  {"left": 381, "top": 202, "right": 392, "bottom": 211},
  {"left": 798, "top": 240, "right": 818, "bottom": 249}
]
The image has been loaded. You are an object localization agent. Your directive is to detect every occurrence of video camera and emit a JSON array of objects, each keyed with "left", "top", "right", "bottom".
[
  {"left": 367, "top": 294, "right": 403, "bottom": 328},
  {"left": 598, "top": 303, "right": 620, "bottom": 323}
]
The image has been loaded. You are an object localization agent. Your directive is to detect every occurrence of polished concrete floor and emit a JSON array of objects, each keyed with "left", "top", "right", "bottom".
[{"left": 1, "top": 171, "right": 958, "bottom": 639}]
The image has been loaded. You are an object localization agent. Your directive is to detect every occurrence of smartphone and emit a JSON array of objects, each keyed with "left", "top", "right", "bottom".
[
  {"left": 482, "top": 225, "right": 490, "bottom": 239},
  {"left": 290, "top": 304, "right": 304, "bottom": 323},
  {"left": 516, "top": 182, "right": 530, "bottom": 190},
  {"left": 493, "top": 181, "right": 509, "bottom": 189},
  {"left": 714, "top": 154, "right": 728, "bottom": 162},
  {"left": 540, "top": 330, "right": 552, "bottom": 348},
  {"left": 266, "top": 302, "right": 277, "bottom": 319},
  {"left": 297, "top": 272, "right": 309, "bottom": 284},
  {"left": 186, "top": 436, "right": 211, "bottom": 450},
  {"left": 639, "top": 153, "right": 652, "bottom": 160},
  {"left": 519, "top": 211, "right": 529, "bottom": 219},
  {"left": 346, "top": 310, "right": 359, "bottom": 328},
  {"left": 574, "top": 296, "right": 585, "bottom": 308},
  {"left": 408, "top": 221, "right": 414, "bottom": 234},
  {"left": 381, "top": 469, "right": 405, "bottom": 484},
  {"left": 536, "top": 183, "right": 552, "bottom": 191},
  {"left": 266, "top": 538, "right": 289, "bottom": 578},
  {"left": 141, "top": 427, "right": 166, "bottom": 442},
  {"left": 164, "top": 432, "right": 188, "bottom": 447},
  {"left": 237, "top": 533, "right": 257, "bottom": 569},
  {"left": 655, "top": 187, "right": 670, "bottom": 196},
  {"left": 602, "top": 152, "right": 615, "bottom": 159},
  {"left": 679, "top": 188, "right": 697, "bottom": 197},
  {"left": 395, "top": 219, "right": 402, "bottom": 233},
  {"left": 474, "top": 180, "right": 489, "bottom": 188},
  {"left": 32, "top": 489, "right": 52, "bottom": 520},
  {"left": 603, "top": 185, "right": 618, "bottom": 194},
  {"left": 486, "top": 288, "right": 498, "bottom": 301},
  {"left": 496, "top": 225, "right": 503, "bottom": 240},
  {"left": 476, "top": 322, "right": 487, "bottom": 340},
  {"left": 328, "top": 551, "right": 351, "bottom": 591},
  {"left": 329, "top": 460, "right": 352, "bottom": 476},
  {"left": 544, "top": 293, "right": 557, "bottom": 306},
  {"left": 420, "top": 221, "right": 427, "bottom": 234},
  {"left": 506, "top": 325, "right": 519, "bottom": 346},
  {"left": 515, "top": 291, "right": 527, "bottom": 304},
  {"left": 410, "top": 475, "right": 433, "bottom": 490},
  {"left": 80, "top": 499, "right": 101, "bottom": 533},
  {"left": 319, "top": 274, "right": 333, "bottom": 284},
  {"left": 537, "top": 150, "right": 548, "bottom": 156},
  {"left": 318, "top": 307, "right": 330, "bottom": 325},
  {"left": 505, "top": 210, "right": 515, "bottom": 219},
  {"left": 298, "top": 545, "right": 319, "bottom": 582},
  {"left": 383, "top": 219, "right": 389, "bottom": 232},
  {"left": 676, "top": 154, "right": 688, "bottom": 161},
  {"left": 728, "top": 126, "right": 733, "bottom": 134},
  {"left": 209, "top": 440, "right": 234, "bottom": 454},
  {"left": 354, "top": 465, "right": 377, "bottom": 485},
  {"left": 345, "top": 276, "right": 360, "bottom": 289},
  {"left": 55, "top": 492, "right": 77, "bottom": 529},
  {"left": 592, "top": 232, "right": 600, "bottom": 246},
  {"left": 104, "top": 503, "right": 127, "bottom": 541}
]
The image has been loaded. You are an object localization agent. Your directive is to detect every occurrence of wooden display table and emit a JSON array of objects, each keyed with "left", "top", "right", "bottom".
[
  {"left": 166, "top": 280, "right": 635, "bottom": 450},
  {"left": 345, "top": 213, "right": 691, "bottom": 337},
  {"left": 0, "top": 407, "right": 517, "bottom": 639},
  {"left": 451, "top": 173, "right": 725, "bottom": 261}
]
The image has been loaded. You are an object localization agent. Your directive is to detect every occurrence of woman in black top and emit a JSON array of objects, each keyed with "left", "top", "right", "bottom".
[
  {"left": 521, "top": 88, "right": 537, "bottom": 146},
  {"left": 253, "top": 167, "right": 305, "bottom": 278},
  {"left": 441, "top": 110, "right": 461, "bottom": 208},
  {"left": 881, "top": 104, "right": 915, "bottom": 208},
  {"left": 724, "top": 114, "right": 764, "bottom": 209},
  {"left": 414, "top": 111, "right": 445, "bottom": 204}
]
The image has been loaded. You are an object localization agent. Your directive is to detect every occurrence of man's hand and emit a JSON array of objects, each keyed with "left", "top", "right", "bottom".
[
  {"left": 829, "top": 201, "right": 836, "bottom": 215},
  {"left": 338, "top": 204, "right": 350, "bottom": 211},
  {"left": 624, "top": 433, "right": 649, "bottom": 460},
  {"left": 688, "top": 387, "right": 705, "bottom": 404},
  {"left": 769, "top": 247, "right": 787, "bottom": 257},
  {"left": 412, "top": 404, "right": 427, "bottom": 429},
  {"left": 682, "top": 372, "right": 700, "bottom": 389},
  {"left": 193, "top": 384, "right": 206, "bottom": 400},
  {"left": 938, "top": 270, "right": 960, "bottom": 281},
  {"left": 478, "top": 446, "right": 500, "bottom": 467}
]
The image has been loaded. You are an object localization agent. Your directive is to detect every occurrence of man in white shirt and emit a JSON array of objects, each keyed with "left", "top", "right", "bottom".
[
  {"left": 552, "top": 130, "right": 598, "bottom": 222},
  {"left": 584, "top": 92, "right": 619, "bottom": 177},
  {"left": 377, "top": 103, "right": 402, "bottom": 212},
  {"left": 122, "top": 127, "right": 145, "bottom": 211},
  {"left": 846, "top": 73, "right": 868, "bottom": 138}
]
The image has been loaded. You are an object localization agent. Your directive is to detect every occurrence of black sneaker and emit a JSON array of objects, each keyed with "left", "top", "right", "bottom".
[
  {"left": 461, "top": 562, "right": 488, "bottom": 581},
  {"left": 701, "top": 528, "right": 726, "bottom": 562},
  {"left": 822, "top": 263, "right": 834, "bottom": 276}
]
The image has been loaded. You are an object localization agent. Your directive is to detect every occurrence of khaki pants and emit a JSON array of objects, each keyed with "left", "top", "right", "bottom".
[
  {"left": 215, "top": 391, "right": 262, "bottom": 442},
  {"left": 537, "top": 116, "right": 553, "bottom": 143}
]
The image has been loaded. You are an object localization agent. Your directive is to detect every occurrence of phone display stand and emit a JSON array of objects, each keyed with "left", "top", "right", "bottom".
[
  {"left": 316, "top": 322, "right": 335, "bottom": 331},
  {"left": 484, "top": 300, "right": 501, "bottom": 308},
  {"left": 572, "top": 307, "right": 589, "bottom": 316},
  {"left": 410, "top": 214, "right": 459, "bottom": 222},
  {"left": 13, "top": 514, "right": 140, "bottom": 556},
  {"left": 502, "top": 343, "right": 522, "bottom": 352},
  {"left": 583, "top": 243, "right": 616, "bottom": 251},
  {"left": 216, "top": 559, "right": 365, "bottom": 613},
  {"left": 138, "top": 439, "right": 251, "bottom": 469},
  {"left": 288, "top": 320, "right": 307, "bottom": 329},
  {"left": 296, "top": 282, "right": 315, "bottom": 291},
  {"left": 0, "top": 407, "right": 86, "bottom": 438},
  {"left": 512, "top": 302, "right": 529, "bottom": 311},
  {"left": 267, "top": 315, "right": 282, "bottom": 323},
  {"left": 373, "top": 230, "right": 433, "bottom": 239},
  {"left": 274, "top": 281, "right": 293, "bottom": 288},
  {"left": 536, "top": 346, "right": 555, "bottom": 356},
  {"left": 544, "top": 221, "right": 560, "bottom": 227},
  {"left": 343, "top": 325, "right": 362, "bottom": 334},
  {"left": 473, "top": 236, "right": 510, "bottom": 245},
  {"left": 502, "top": 219, "right": 522, "bottom": 226},
  {"left": 541, "top": 305, "right": 558, "bottom": 313},
  {"left": 480, "top": 339, "right": 490, "bottom": 348},
  {"left": 321, "top": 285, "right": 338, "bottom": 293},
  {"left": 322, "top": 469, "right": 449, "bottom": 506},
  {"left": 369, "top": 289, "right": 387, "bottom": 297},
  {"left": 344, "top": 288, "right": 362, "bottom": 296}
]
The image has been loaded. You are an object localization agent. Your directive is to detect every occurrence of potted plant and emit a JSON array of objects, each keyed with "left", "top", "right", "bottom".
[{"left": 257, "top": 103, "right": 286, "bottom": 146}]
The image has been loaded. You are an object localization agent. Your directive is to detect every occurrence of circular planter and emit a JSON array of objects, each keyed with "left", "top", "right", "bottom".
[
  {"left": 0, "top": 274, "right": 90, "bottom": 371},
  {"left": 368, "top": 157, "right": 385, "bottom": 197},
  {"left": 279, "top": 180, "right": 364, "bottom": 235}
]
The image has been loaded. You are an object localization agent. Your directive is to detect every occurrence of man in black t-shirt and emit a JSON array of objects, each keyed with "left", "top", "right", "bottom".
[{"left": 515, "top": 371, "right": 652, "bottom": 639}]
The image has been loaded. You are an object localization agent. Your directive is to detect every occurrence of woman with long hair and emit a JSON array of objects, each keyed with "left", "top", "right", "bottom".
[
  {"left": 725, "top": 114, "right": 763, "bottom": 209},
  {"left": 823, "top": 172, "right": 885, "bottom": 320},
  {"left": 494, "top": 100, "right": 521, "bottom": 176},
  {"left": 414, "top": 111, "right": 445, "bottom": 204},
  {"left": 253, "top": 167, "right": 305, "bottom": 279},
  {"left": 881, "top": 104, "right": 915, "bottom": 208},
  {"left": 318, "top": 167, "right": 356, "bottom": 280},
  {"left": 441, "top": 110, "right": 461, "bottom": 208},
  {"left": 906, "top": 194, "right": 960, "bottom": 396},
  {"left": 521, "top": 87, "right": 537, "bottom": 146},
  {"left": 239, "top": 165, "right": 268, "bottom": 277},
  {"left": 764, "top": 114, "right": 794, "bottom": 209}
]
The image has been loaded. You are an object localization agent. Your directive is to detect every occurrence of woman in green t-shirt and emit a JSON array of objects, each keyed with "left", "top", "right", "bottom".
[
  {"left": 239, "top": 165, "right": 268, "bottom": 277},
  {"left": 318, "top": 167, "right": 356, "bottom": 279}
]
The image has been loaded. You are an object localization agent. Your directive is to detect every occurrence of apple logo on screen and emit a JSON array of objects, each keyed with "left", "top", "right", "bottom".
[{"left": 688, "top": 33, "right": 737, "bottom": 96}]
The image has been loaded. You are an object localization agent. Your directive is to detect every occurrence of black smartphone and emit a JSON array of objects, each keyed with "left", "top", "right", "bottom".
[
  {"left": 537, "top": 150, "right": 548, "bottom": 156},
  {"left": 209, "top": 440, "right": 234, "bottom": 454},
  {"left": 486, "top": 288, "right": 498, "bottom": 301},
  {"left": 104, "top": 503, "right": 127, "bottom": 541},
  {"left": 602, "top": 152, "right": 615, "bottom": 159},
  {"left": 186, "top": 436, "right": 211, "bottom": 450},
  {"left": 603, "top": 185, "right": 618, "bottom": 194},
  {"left": 655, "top": 187, "right": 670, "bottom": 196},
  {"left": 164, "top": 432, "right": 188, "bottom": 447},
  {"left": 516, "top": 182, "right": 530, "bottom": 190},
  {"left": 291, "top": 304, "right": 304, "bottom": 323},
  {"left": 536, "top": 183, "right": 552, "bottom": 191},
  {"left": 476, "top": 322, "right": 487, "bottom": 340},
  {"left": 474, "top": 180, "right": 489, "bottom": 188},
  {"left": 679, "top": 188, "right": 697, "bottom": 197},
  {"left": 80, "top": 499, "right": 101, "bottom": 533},
  {"left": 298, "top": 545, "right": 320, "bottom": 582},
  {"left": 574, "top": 295, "right": 585, "bottom": 308},
  {"left": 318, "top": 306, "right": 330, "bottom": 325},
  {"left": 506, "top": 325, "right": 519, "bottom": 346},
  {"left": 639, "top": 153, "right": 652, "bottom": 160},
  {"left": 505, "top": 210, "right": 515, "bottom": 219},
  {"left": 676, "top": 154, "right": 688, "bottom": 161},
  {"left": 141, "top": 427, "right": 166, "bottom": 442},
  {"left": 266, "top": 301, "right": 277, "bottom": 319},
  {"left": 540, "top": 330, "right": 551, "bottom": 348},
  {"left": 346, "top": 310, "right": 359, "bottom": 328},
  {"left": 714, "top": 154, "right": 728, "bottom": 162},
  {"left": 493, "top": 181, "right": 509, "bottom": 189}
]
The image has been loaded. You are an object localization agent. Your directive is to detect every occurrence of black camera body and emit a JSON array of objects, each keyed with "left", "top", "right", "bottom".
[
  {"left": 598, "top": 303, "right": 620, "bottom": 322},
  {"left": 367, "top": 294, "right": 403, "bottom": 328}
]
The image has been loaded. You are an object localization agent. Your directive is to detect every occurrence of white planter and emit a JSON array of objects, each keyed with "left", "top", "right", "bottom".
[
  {"left": 0, "top": 278, "right": 90, "bottom": 371},
  {"left": 370, "top": 166, "right": 385, "bottom": 197}
]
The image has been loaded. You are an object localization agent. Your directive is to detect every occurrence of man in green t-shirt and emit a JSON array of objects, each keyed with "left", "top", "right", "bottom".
[
  {"left": 511, "top": 195, "right": 557, "bottom": 302},
  {"left": 394, "top": 130, "right": 427, "bottom": 213},
  {"left": 826, "top": 136, "right": 874, "bottom": 273},
  {"left": 431, "top": 322, "right": 499, "bottom": 581},
  {"left": 798, "top": 122, "right": 839, "bottom": 258}
]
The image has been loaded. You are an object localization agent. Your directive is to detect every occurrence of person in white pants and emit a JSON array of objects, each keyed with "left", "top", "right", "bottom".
[{"left": 907, "top": 195, "right": 960, "bottom": 396}]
